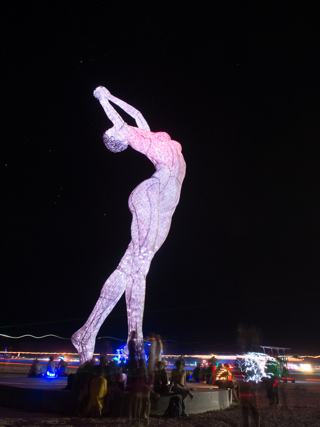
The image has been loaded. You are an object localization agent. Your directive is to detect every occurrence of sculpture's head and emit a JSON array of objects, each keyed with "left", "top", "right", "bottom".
[{"left": 103, "top": 127, "right": 128, "bottom": 153}]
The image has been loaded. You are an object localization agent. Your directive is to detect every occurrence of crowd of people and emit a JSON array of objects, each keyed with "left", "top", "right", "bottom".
[
  {"left": 192, "top": 361, "right": 240, "bottom": 402},
  {"left": 27, "top": 341, "right": 285, "bottom": 422},
  {"left": 191, "top": 358, "right": 282, "bottom": 405},
  {"left": 67, "top": 333, "right": 165, "bottom": 421},
  {"left": 27, "top": 339, "right": 239, "bottom": 421},
  {"left": 66, "top": 333, "right": 200, "bottom": 421},
  {"left": 28, "top": 356, "right": 68, "bottom": 378}
]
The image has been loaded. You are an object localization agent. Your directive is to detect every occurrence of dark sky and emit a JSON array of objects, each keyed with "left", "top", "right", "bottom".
[{"left": 1, "top": 1, "right": 319, "bottom": 356}]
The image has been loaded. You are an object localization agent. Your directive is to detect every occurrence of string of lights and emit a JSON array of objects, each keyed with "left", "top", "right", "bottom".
[
  {"left": 0, "top": 334, "right": 69, "bottom": 340},
  {"left": 1, "top": 334, "right": 318, "bottom": 360},
  {"left": 0, "top": 333, "right": 235, "bottom": 348}
]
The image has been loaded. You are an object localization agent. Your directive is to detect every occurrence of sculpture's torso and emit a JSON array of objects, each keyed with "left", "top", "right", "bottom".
[{"left": 120, "top": 125, "right": 186, "bottom": 212}]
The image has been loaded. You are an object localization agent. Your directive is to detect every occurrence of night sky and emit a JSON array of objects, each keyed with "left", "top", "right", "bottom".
[{"left": 1, "top": 1, "right": 319, "bottom": 356}]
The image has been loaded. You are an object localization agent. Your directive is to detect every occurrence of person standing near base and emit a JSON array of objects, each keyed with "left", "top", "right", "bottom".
[{"left": 170, "top": 359, "right": 194, "bottom": 416}]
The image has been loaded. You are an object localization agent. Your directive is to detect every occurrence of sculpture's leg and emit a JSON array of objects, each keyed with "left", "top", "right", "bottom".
[
  {"left": 72, "top": 243, "right": 134, "bottom": 365},
  {"left": 125, "top": 255, "right": 153, "bottom": 346},
  {"left": 125, "top": 179, "right": 161, "bottom": 349},
  {"left": 125, "top": 212, "right": 175, "bottom": 349}
]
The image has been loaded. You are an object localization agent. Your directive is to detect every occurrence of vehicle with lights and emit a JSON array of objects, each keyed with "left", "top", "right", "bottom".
[{"left": 260, "top": 346, "right": 296, "bottom": 383}]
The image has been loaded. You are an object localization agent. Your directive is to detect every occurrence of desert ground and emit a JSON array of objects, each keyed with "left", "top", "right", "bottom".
[{"left": 0, "top": 381, "right": 320, "bottom": 426}]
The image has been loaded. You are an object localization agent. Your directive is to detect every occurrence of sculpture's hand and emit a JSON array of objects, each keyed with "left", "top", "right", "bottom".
[
  {"left": 93, "top": 86, "right": 110, "bottom": 100},
  {"left": 93, "top": 86, "right": 124, "bottom": 129}
]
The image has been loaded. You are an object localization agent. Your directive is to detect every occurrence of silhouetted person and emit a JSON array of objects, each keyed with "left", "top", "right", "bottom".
[
  {"left": 154, "top": 335, "right": 163, "bottom": 364},
  {"left": 85, "top": 368, "right": 107, "bottom": 418},
  {"left": 147, "top": 332, "right": 156, "bottom": 384},
  {"left": 129, "top": 358, "right": 150, "bottom": 425},
  {"left": 73, "top": 359, "right": 95, "bottom": 416},
  {"left": 57, "top": 356, "right": 68, "bottom": 377},
  {"left": 192, "top": 363, "right": 201, "bottom": 382},
  {"left": 154, "top": 361, "right": 169, "bottom": 394},
  {"left": 264, "top": 359, "right": 281, "bottom": 406},
  {"left": 46, "top": 356, "right": 56, "bottom": 376},
  {"left": 28, "top": 358, "right": 43, "bottom": 377},
  {"left": 240, "top": 381, "right": 261, "bottom": 427},
  {"left": 170, "top": 359, "right": 194, "bottom": 416}
]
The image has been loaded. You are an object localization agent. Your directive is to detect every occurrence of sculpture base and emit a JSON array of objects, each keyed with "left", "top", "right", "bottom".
[{"left": 0, "top": 378, "right": 231, "bottom": 415}]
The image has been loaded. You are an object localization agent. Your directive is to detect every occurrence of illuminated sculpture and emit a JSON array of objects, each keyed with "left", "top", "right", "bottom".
[{"left": 72, "top": 86, "right": 186, "bottom": 365}]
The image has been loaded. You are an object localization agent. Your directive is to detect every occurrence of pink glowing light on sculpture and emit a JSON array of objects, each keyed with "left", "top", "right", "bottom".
[{"left": 71, "top": 86, "right": 186, "bottom": 365}]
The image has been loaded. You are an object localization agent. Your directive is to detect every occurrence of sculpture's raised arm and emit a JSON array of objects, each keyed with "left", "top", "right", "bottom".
[
  {"left": 107, "top": 93, "right": 150, "bottom": 131},
  {"left": 93, "top": 86, "right": 124, "bottom": 131},
  {"left": 93, "top": 86, "right": 150, "bottom": 131}
]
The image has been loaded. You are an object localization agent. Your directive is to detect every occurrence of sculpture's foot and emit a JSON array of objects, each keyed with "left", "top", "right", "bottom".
[{"left": 71, "top": 328, "right": 95, "bottom": 366}]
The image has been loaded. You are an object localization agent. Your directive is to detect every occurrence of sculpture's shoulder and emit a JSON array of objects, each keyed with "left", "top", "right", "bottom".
[
  {"left": 171, "top": 139, "right": 183, "bottom": 153},
  {"left": 123, "top": 125, "right": 182, "bottom": 152},
  {"left": 153, "top": 131, "right": 183, "bottom": 153}
]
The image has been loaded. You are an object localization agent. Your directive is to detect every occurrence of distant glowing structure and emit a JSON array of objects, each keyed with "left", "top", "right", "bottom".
[
  {"left": 237, "top": 352, "right": 277, "bottom": 383},
  {"left": 72, "top": 86, "right": 186, "bottom": 365}
]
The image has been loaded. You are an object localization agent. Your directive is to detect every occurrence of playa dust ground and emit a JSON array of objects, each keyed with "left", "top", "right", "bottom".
[{"left": 0, "top": 382, "right": 320, "bottom": 426}]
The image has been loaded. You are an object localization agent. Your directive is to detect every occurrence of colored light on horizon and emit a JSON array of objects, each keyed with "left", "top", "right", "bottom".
[{"left": 300, "top": 364, "right": 312, "bottom": 372}]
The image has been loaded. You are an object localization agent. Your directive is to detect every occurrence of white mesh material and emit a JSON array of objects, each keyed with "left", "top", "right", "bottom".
[{"left": 72, "top": 88, "right": 186, "bottom": 365}]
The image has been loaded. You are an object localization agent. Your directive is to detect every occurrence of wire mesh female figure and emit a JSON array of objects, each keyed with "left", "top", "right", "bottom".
[{"left": 72, "top": 86, "right": 186, "bottom": 365}]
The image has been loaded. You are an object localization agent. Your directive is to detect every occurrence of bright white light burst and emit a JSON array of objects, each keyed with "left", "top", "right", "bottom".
[{"left": 237, "top": 352, "right": 277, "bottom": 383}]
